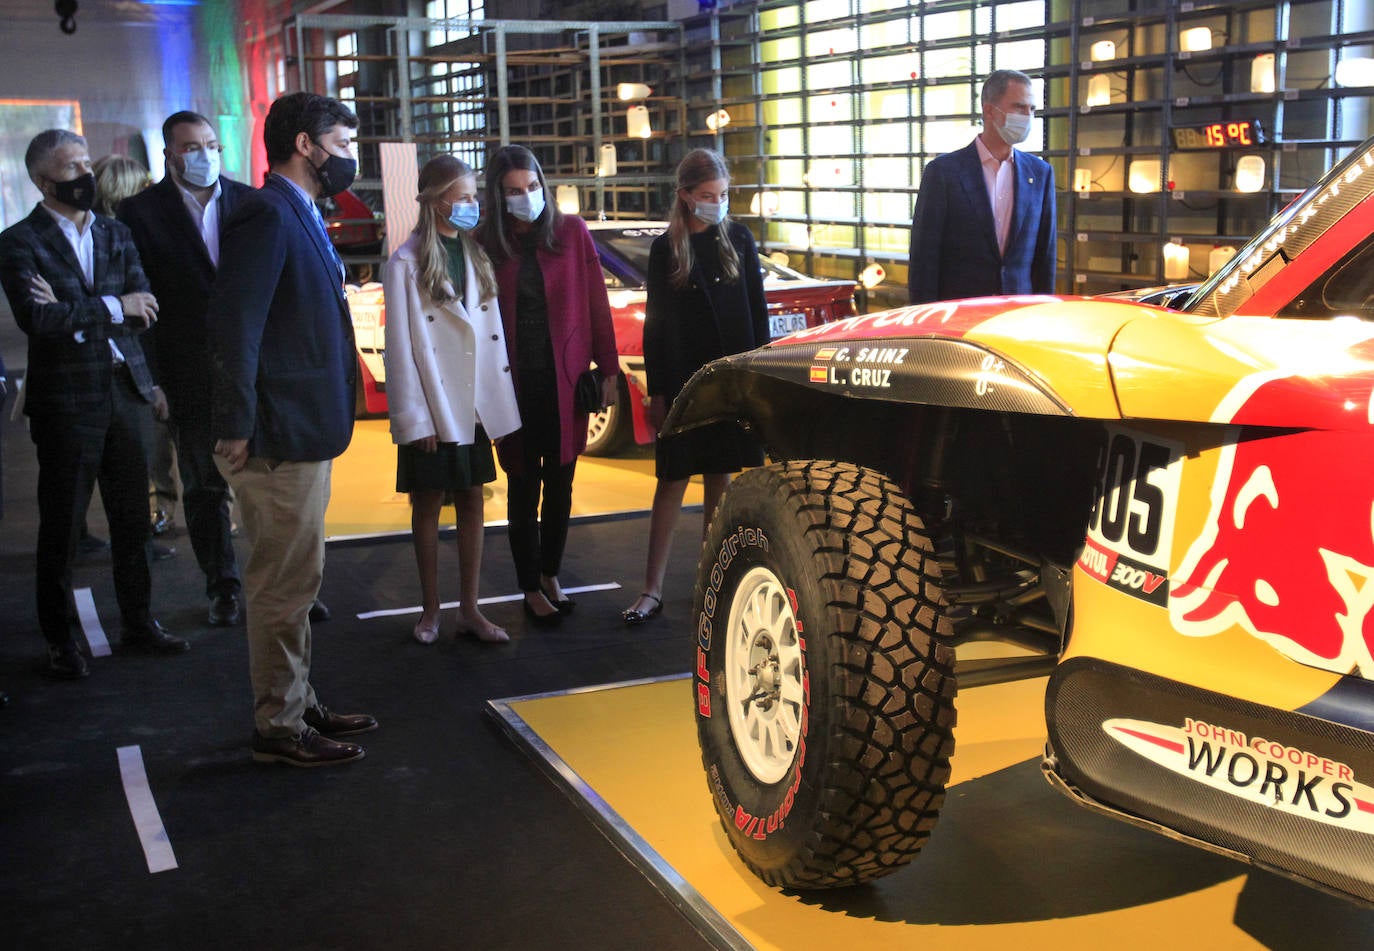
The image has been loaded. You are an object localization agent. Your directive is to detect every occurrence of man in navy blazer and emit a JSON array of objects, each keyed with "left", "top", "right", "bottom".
[
  {"left": 0, "top": 129, "right": 188, "bottom": 679},
  {"left": 208, "top": 92, "right": 375, "bottom": 768},
  {"left": 908, "top": 69, "right": 1057, "bottom": 304},
  {"left": 119, "top": 111, "right": 252, "bottom": 629}
]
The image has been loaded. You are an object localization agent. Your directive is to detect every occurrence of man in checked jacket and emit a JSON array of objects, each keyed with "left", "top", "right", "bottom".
[{"left": 0, "top": 129, "right": 188, "bottom": 680}]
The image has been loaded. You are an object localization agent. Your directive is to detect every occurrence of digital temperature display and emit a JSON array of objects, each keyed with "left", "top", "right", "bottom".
[{"left": 1171, "top": 119, "right": 1267, "bottom": 150}]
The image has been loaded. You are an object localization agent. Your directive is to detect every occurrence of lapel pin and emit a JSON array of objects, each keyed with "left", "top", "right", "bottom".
[{"left": 1028, "top": 177, "right": 1034, "bottom": 184}]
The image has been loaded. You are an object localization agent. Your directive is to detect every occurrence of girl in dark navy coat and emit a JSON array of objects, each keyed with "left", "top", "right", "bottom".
[{"left": 622, "top": 148, "right": 768, "bottom": 625}]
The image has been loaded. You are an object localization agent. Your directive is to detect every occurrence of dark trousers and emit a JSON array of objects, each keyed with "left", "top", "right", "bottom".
[
  {"left": 30, "top": 368, "right": 152, "bottom": 647},
  {"left": 169, "top": 411, "right": 241, "bottom": 598},
  {"left": 507, "top": 367, "right": 576, "bottom": 592}
]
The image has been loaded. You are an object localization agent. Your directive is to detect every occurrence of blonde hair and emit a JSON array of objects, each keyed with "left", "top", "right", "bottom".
[
  {"left": 414, "top": 155, "right": 498, "bottom": 303},
  {"left": 667, "top": 148, "right": 739, "bottom": 290},
  {"left": 93, "top": 154, "right": 151, "bottom": 216}
]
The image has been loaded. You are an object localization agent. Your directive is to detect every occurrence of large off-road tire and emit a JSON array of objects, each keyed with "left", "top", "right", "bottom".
[
  {"left": 693, "top": 460, "right": 957, "bottom": 889},
  {"left": 583, "top": 377, "right": 632, "bottom": 457}
]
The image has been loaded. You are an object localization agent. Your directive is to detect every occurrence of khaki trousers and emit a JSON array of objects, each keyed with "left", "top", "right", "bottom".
[{"left": 215, "top": 456, "right": 330, "bottom": 738}]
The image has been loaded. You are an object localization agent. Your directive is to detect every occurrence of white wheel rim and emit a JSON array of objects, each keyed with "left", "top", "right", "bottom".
[
  {"left": 586, "top": 403, "right": 615, "bottom": 444},
  {"left": 724, "top": 565, "right": 805, "bottom": 785}
]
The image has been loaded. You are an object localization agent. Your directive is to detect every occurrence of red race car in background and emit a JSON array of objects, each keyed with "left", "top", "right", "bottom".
[{"left": 348, "top": 220, "right": 858, "bottom": 451}]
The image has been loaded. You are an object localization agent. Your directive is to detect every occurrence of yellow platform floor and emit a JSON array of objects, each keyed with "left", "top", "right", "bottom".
[
  {"left": 493, "top": 673, "right": 1374, "bottom": 950},
  {"left": 325, "top": 419, "right": 697, "bottom": 537}
]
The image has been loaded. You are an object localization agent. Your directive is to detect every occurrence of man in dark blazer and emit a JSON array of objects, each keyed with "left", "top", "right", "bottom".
[
  {"left": 908, "top": 69, "right": 1057, "bottom": 304},
  {"left": 0, "top": 129, "right": 188, "bottom": 679},
  {"left": 208, "top": 92, "right": 375, "bottom": 767},
  {"left": 119, "top": 111, "right": 251, "bottom": 629}
]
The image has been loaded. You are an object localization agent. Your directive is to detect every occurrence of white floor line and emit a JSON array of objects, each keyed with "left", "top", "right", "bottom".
[
  {"left": 356, "top": 582, "right": 623, "bottom": 620},
  {"left": 116, "top": 745, "right": 178, "bottom": 874},
  {"left": 74, "top": 587, "right": 111, "bottom": 657}
]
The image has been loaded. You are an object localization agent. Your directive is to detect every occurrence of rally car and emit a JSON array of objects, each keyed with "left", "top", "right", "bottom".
[{"left": 666, "top": 137, "right": 1374, "bottom": 904}]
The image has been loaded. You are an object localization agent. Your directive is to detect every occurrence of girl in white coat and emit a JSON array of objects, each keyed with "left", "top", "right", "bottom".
[{"left": 384, "top": 155, "right": 521, "bottom": 644}]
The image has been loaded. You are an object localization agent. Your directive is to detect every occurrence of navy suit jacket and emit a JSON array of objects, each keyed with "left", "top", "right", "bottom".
[
  {"left": 118, "top": 175, "right": 253, "bottom": 419},
  {"left": 207, "top": 174, "right": 356, "bottom": 462},
  {"left": 0, "top": 205, "right": 156, "bottom": 416},
  {"left": 907, "top": 140, "right": 1057, "bottom": 304}
]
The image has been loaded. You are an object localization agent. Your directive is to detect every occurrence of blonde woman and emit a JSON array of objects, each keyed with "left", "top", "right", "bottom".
[
  {"left": 384, "top": 155, "right": 521, "bottom": 644},
  {"left": 622, "top": 148, "right": 768, "bottom": 625},
  {"left": 92, "top": 154, "right": 151, "bottom": 216}
]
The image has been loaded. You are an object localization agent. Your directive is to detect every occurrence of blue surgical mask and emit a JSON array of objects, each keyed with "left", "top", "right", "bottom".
[
  {"left": 447, "top": 201, "right": 479, "bottom": 231},
  {"left": 180, "top": 148, "right": 220, "bottom": 189},
  {"left": 505, "top": 188, "right": 545, "bottom": 223},
  {"left": 693, "top": 199, "right": 727, "bottom": 227}
]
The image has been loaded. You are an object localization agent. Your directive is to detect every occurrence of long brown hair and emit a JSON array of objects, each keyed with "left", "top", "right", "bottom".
[
  {"left": 667, "top": 148, "right": 739, "bottom": 289},
  {"left": 414, "top": 155, "right": 498, "bottom": 303},
  {"left": 476, "top": 144, "right": 562, "bottom": 264}
]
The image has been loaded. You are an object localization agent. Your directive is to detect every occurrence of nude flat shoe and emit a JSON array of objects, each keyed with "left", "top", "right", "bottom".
[{"left": 413, "top": 618, "right": 440, "bottom": 644}]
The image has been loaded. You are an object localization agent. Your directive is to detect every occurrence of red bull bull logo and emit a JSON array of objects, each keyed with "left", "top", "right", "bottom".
[{"left": 1170, "top": 358, "right": 1374, "bottom": 678}]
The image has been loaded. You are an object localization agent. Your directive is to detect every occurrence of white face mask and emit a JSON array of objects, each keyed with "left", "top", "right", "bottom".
[
  {"left": 692, "top": 199, "right": 727, "bottom": 227},
  {"left": 994, "top": 107, "right": 1032, "bottom": 147},
  {"left": 179, "top": 148, "right": 220, "bottom": 188},
  {"left": 505, "top": 188, "right": 545, "bottom": 223}
]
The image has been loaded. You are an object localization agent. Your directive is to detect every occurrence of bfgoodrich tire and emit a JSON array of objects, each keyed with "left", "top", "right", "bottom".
[{"left": 693, "top": 460, "right": 957, "bottom": 889}]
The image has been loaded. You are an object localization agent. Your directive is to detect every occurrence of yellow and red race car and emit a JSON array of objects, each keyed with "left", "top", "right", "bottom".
[{"left": 668, "top": 137, "right": 1374, "bottom": 903}]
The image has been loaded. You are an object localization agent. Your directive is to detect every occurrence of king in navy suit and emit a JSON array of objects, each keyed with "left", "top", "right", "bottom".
[
  {"left": 908, "top": 69, "right": 1057, "bottom": 304},
  {"left": 207, "top": 93, "right": 375, "bottom": 767},
  {"left": 118, "top": 111, "right": 253, "bottom": 630},
  {"left": 0, "top": 129, "right": 188, "bottom": 679}
]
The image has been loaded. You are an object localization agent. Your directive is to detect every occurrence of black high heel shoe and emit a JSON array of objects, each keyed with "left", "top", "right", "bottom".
[
  {"left": 523, "top": 595, "right": 563, "bottom": 628},
  {"left": 621, "top": 593, "right": 663, "bottom": 626}
]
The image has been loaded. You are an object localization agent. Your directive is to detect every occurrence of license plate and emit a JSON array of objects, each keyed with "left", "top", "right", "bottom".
[{"left": 769, "top": 312, "right": 807, "bottom": 339}]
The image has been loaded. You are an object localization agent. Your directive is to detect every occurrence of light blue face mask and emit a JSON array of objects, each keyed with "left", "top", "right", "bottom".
[
  {"left": 180, "top": 148, "right": 220, "bottom": 188},
  {"left": 447, "top": 200, "right": 479, "bottom": 231},
  {"left": 693, "top": 199, "right": 727, "bottom": 227},
  {"left": 506, "top": 188, "right": 545, "bottom": 223}
]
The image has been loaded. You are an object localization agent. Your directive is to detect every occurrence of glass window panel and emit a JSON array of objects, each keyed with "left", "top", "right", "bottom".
[
  {"left": 805, "top": 60, "right": 853, "bottom": 88},
  {"left": 763, "top": 97, "right": 803, "bottom": 125},
  {"left": 804, "top": 0, "right": 854, "bottom": 24},
  {"left": 766, "top": 159, "right": 806, "bottom": 186},
  {"left": 924, "top": 47, "right": 973, "bottom": 80},
  {"left": 864, "top": 225, "right": 912, "bottom": 253},
  {"left": 860, "top": 18, "right": 913, "bottom": 47},
  {"left": 865, "top": 157, "right": 913, "bottom": 188},
  {"left": 761, "top": 37, "right": 801, "bottom": 63},
  {"left": 866, "top": 124, "right": 915, "bottom": 157},
  {"left": 808, "top": 94, "right": 854, "bottom": 124},
  {"left": 762, "top": 68, "right": 801, "bottom": 97},
  {"left": 812, "top": 222, "right": 857, "bottom": 248},
  {"left": 995, "top": 39, "right": 1045, "bottom": 72},
  {"left": 806, "top": 27, "right": 859, "bottom": 58},
  {"left": 771, "top": 128, "right": 805, "bottom": 155},
  {"left": 807, "top": 159, "right": 855, "bottom": 187},
  {"left": 760, "top": 8, "right": 799, "bottom": 30},
  {"left": 923, "top": 11, "right": 971, "bottom": 41},
  {"left": 996, "top": 1, "right": 1047, "bottom": 31},
  {"left": 862, "top": 53, "right": 921, "bottom": 85},
  {"left": 860, "top": 0, "right": 910, "bottom": 12},
  {"left": 923, "top": 85, "right": 971, "bottom": 118},
  {"left": 867, "top": 89, "right": 915, "bottom": 122}
]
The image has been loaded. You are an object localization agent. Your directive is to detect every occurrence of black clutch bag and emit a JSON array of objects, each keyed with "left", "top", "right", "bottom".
[{"left": 574, "top": 370, "right": 603, "bottom": 414}]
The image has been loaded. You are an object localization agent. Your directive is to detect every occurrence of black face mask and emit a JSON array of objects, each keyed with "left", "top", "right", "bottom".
[
  {"left": 49, "top": 172, "right": 96, "bottom": 212},
  {"left": 311, "top": 142, "right": 356, "bottom": 198}
]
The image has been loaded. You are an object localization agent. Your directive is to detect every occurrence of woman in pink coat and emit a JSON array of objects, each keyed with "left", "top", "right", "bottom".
[{"left": 476, "top": 145, "right": 619, "bottom": 627}]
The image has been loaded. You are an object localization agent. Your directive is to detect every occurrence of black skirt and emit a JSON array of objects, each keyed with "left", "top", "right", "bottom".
[
  {"left": 654, "top": 420, "right": 763, "bottom": 482},
  {"left": 396, "top": 426, "right": 497, "bottom": 494}
]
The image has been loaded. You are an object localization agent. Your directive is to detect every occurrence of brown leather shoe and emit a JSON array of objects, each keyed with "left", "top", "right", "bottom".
[
  {"left": 251, "top": 726, "right": 364, "bottom": 767},
  {"left": 303, "top": 704, "right": 378, "bottom": 736}
]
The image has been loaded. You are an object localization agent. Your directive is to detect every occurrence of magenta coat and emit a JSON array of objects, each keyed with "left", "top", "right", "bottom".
[{"left": 490, "top": 213, "right": 619, "bottom": 473}]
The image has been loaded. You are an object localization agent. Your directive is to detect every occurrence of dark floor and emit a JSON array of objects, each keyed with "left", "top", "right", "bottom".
[{"left": 0, "top": 367, "right": 716, "bottom": 948}]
